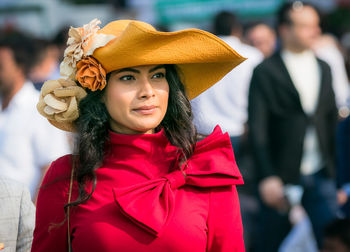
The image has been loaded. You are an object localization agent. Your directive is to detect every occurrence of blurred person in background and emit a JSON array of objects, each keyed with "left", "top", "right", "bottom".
[
  {"left": 248, "top": 1, "right": 338, "bottom": 251},
  {"left": 312, "top": 32, "right": 350, "bottom": 218},
  {"left": 0, "top": 31, "right": 72, "bottom": 200},
  {"left": 312, "top": 33, "right": 349, "bottom": 116},
  {"left": 322, "top": 218, "right": 350, "bottom": 252},
  {"left": 30, "top": 27, "right": 69, "bottom": 91},
  {"left": 191, "top": 10, "right": 263, "bottom": 155},
  {"left": 0, "top": 176, "right": 35, "bottom": 252},
  {"left": 51, "top": 26, "right": 70, "bottom": 62},
  {"left": 191, "top": 10, "right": 263, "bottom": 251},
  {"left": 337, "top": 32, "right": 350, "bottom": 218},
  {"left": 342, "top": 33, "right": 350, "bottom": 80},
  {"left": 245, "top": 22, "right": 277, "bottom": 58},
  {"left": 30, "top": 38, "right": 61, "bottom": 91}
]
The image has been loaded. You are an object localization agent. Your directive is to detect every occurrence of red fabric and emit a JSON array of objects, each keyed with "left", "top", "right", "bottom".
[{"left": 32, "top": 126, "right": 245, "bottom": 252}]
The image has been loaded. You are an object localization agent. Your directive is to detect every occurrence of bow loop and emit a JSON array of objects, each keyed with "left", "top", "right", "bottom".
[{"left": 113, "top": 177, "right": 174, "bottom": 236}]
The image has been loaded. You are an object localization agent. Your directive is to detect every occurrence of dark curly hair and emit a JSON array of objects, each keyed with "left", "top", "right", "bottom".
[{"left": 66, "top": 64, "right": 197, "bottom": 209}]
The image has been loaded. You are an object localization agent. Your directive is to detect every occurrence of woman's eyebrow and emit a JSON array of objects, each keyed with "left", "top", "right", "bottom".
[
  {"left": 149, "top": 65, "right": 166, "bottom": 73},
  {"left": 115, "top": 68, "right": 140, "bottom": 74},
  {"left": 115, "top": 65, "right": 165, "bottom": 74}
]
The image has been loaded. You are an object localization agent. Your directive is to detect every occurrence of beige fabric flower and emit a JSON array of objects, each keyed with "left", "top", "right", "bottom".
[
  {"left": 37, "top": 79, "right": 87, "bottom": 123},
  {"left": 60, "top": 18, "right": 115, "bottom": 80}
]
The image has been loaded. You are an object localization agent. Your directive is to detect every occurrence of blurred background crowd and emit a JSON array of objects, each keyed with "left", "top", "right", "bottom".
[{"left": 1, "top": 0, "right": 350, "bottom": 251}]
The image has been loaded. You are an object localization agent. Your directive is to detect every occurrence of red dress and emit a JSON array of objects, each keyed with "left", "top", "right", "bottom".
[{"left": 31, "top": 126, "right": 244, "bottom": 252}]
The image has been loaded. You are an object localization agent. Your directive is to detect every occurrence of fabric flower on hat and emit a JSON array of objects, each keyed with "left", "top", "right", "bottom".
[
  {"left": 76, "top": 56, "right": 107, "bottom": 91},
  {"left": 37, "top": 79, "right": 87, "bottom": 123},
  {"left": 60, "top": 18, "right": 115, "bottom": 81}
]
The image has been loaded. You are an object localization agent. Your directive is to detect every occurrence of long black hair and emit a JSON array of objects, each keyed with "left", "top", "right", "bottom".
[{"left": 65, "top": 64, "right": 197, "bottom": 209}]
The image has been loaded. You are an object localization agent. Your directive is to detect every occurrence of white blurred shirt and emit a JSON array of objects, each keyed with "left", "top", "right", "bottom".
[
  {"left": 282, "top": 50, "right": 322, "bottom": 175},
  {"left": 313, "top": 40, "right": 350, "bottom": 109},
  {"left": 191, "top": 36, "right": 263, "bottom": 136},
  {"left": 0, "top": 81, "right": 72, "bottom": 197}
]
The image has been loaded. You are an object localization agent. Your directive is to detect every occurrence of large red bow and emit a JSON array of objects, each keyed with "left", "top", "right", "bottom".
[{"left": 113, "top": 126, "right": 243, "bottom": 236}]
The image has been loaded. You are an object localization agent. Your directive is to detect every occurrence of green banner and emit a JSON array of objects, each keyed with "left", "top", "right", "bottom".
[{"left": 155, "top": 0, "right": 284, "bottom": 25}]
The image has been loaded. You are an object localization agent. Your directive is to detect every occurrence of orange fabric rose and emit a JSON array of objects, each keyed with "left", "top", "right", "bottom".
[{"left": 76, "top": 56, "right": 107, "bottom": 91}]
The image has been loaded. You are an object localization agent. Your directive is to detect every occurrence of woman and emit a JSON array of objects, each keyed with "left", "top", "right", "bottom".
[{"left": 32, "top": 19, "right": 246, "bottom": 251}]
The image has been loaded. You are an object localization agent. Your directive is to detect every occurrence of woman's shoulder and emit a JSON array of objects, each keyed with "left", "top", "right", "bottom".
[
  {"left": 52, "top": 154, "right": 73, "bottom": 168},
  {"left": 194, "top": 125, "right": 232, "bottom": 150},
  {"left": 189, "top": 125, "right": 244, "bottom": 186},
  {"left": 42, "top": 154, "right": 73, "bottom": 187},
  {"left": 35, "top": 155, "right": 74, "bottom": 212}
]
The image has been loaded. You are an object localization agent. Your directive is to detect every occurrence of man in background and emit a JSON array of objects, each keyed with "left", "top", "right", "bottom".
[
  {"left": 245, "top": 22, "right": 277, "bottom": 58},
  {"left": 248, "top": 2, "right": 338, "bottom": 250},
  {"left": 0, "top": 31, "right": 71, "bottom": 200}
]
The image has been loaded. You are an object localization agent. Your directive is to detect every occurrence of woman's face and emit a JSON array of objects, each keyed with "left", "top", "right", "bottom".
[{"left": 103, "top": 64, "right": 169, "bottom": 134}]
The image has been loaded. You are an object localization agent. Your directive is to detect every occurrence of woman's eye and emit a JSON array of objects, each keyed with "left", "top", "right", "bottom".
[
  {"left": 119, "top": 75, "right": 135, "bottom": 81},
  {"left": 152, "top": 72, "right": 165, "bottom": 79}
]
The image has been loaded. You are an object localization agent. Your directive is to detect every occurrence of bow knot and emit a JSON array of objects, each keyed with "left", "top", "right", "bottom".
[
  {"left": 164, "top": 170, "right": 187, "bottom": 190},
  {"left": 113, "top": 126, "right": 243, "bottom": 236}
]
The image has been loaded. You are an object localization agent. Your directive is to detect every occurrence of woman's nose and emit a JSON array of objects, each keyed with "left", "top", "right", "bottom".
[{"left": 138, "top": 78, "right": 155, "bottom": 98}]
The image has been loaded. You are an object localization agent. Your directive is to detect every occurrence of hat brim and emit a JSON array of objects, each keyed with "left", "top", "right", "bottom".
[{"left": 94, "top": 20, "right": 246, "bottom": 99}]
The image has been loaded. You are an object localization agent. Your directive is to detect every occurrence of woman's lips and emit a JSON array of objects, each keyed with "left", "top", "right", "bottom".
[{"left": 133, "top": 105, "right": 157, "bottom": 115}]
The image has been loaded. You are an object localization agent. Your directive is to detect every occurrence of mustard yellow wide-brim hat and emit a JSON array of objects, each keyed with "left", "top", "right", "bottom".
[
  {"left": 37, "top": 19, "right": 246, "bottom": 132},
  {"left": 93, "top": 20, "right": 246, "bottom": 99}
]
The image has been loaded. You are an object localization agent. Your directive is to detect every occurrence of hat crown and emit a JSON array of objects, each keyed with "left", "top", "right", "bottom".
[{"left": 99, "top": 20, "right": 156, "bottom": 37}]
